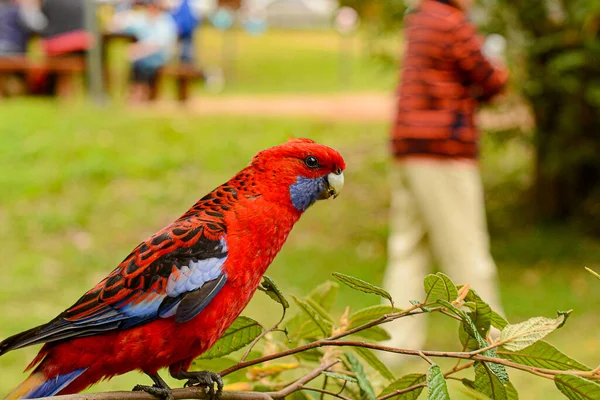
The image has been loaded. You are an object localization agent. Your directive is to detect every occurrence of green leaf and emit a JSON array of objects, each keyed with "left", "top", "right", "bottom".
[
  {"left": 485, "top": 350, "right": 510, "bottom": 385},
  {"left": 378, "top": 374, "right": 426, "bottom": 399},
  {"left": 352, "top": 325, "right": 392, "bottom": 342},
  {"left": 459, "top": 323, "right": 480, "bottom": 351},
  {"left": 258, "top": 275, "right": 289, "bottom": 309},
  {"left": 426, "top": 364, "right": 450, "bottom": 400},
  {"left": 286, "top": 314, "right": 321, "bottom": 341},
  {"left": 500, "top": 314, "right": 567, "bottom": 351},
  {"left": 438, "top": 299, "right": 487, "bottom": 349},
  {"left": 462, "top": 362, "right": 508, "bottom": 400},
  {"left": 424, "top": 273, "right": 458, "bottom": 302},
  {"left": 555, "top": 374, "right": 600, "bottom": 400},
  {"left": 458, "top": 289, "right": 493, "bottom": 351},
  {"left": 305, "top": 297, "right": 334, "bottom": 322},
  {"left": 464, "top": 289, "right": 492, "bottom": 337},
  {"left": 333, "top": 272, "right": 394, "bottom": 306},
  {"left": 309, "top": 280, "right": 340, "bottom": 312},
  {"left": 322, "top": 371, "right": 358, "bottom": 384},
  {"left": 349, "top": 305, "right": 396, "bottom": 328},
  {"left": 346, "top": 352, "right": 377, "bottom": 400},
  {"left": 440, "top": 299, "right": 509, "bottom": 383},
  {"left": 491, "top": 311, "right": 509, "bottom": 330},
  {"left": 506, "top": 381, "right": 519, "bottom": 400},
  {"left": 354, "top": 347, "right": 395, "bottom": 382},
  {"left": 585, "top": 267, "right": 600, "bottom": 281},
  {"left": 498, "top": 340, "right": 591, "bottom": 371},
  {"left": 295, "top": 321, "right": 324, "bottom": 341},
  {"left": 199, "top": 316, "right": 262, "bottom": 359},
  {"left": 292, "top": 295, "right": 332, "bottom": 336}
]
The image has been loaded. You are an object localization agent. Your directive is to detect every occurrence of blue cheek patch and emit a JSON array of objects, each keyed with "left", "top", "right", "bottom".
[{"left": 290, "top": 176, "right": 326, "bottom": 212}]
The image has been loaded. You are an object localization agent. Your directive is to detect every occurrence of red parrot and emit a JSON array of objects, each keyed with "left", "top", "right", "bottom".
[{"left": 1, "top": 138, "right": 345, "bottom": 399}]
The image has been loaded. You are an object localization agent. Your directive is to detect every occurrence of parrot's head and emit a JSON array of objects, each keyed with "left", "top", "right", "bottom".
[{"left": 249, "top": 138, "right": 346, "bottom": 212}]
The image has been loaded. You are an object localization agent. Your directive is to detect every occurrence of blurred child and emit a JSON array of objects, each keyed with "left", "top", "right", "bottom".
[
  {"left": 111, "top": 0, "right": 177, "bottom": 102},
  {"left": 168, "top": 0, "right": 202, "bottom": 65}
]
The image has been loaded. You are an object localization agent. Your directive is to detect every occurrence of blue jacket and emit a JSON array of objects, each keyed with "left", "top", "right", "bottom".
[
  {"left": 0, "top": 4, "right": 29, "bottom": 54},
  {"left": 170, "top": 0, "right": 199, "bottom": 38}
]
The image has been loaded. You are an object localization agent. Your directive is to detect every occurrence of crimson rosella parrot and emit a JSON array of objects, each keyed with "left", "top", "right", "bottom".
[{"left": 1, "top": 138, "right": 345, "bottom": 399}]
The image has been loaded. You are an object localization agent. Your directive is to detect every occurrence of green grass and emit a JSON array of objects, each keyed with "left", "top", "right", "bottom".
[
  {"left": 0, "top": 100, "right": 598, "bottom": 398},
  {"left": 104, "top": 28, "right": 398, "bottom": 96}
]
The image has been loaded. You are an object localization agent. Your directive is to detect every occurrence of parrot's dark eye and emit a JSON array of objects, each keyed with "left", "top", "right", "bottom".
[{"left": 304, "top": 155, "right": 319, "bottom": 169}]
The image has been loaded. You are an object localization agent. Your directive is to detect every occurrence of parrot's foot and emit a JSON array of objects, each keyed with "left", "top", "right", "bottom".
[
  {"left": 175, "top": 370, "right": 223, "bottom": 399},
  {"left": 133, "top": 384, "right": 174, "bottom": 400},
  {"left": 134, "top": 373, "right": 174, "bottom": 400}
]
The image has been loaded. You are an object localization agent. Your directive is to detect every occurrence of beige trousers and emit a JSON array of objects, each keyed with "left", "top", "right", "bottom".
[{"left": 383, "top": 159, "right": 503, "bottom": 353}]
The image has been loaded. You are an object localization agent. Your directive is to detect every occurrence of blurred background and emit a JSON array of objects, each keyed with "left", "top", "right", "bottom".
[{"left": 0, "top": 0, "right": 598, "bottom": 398}]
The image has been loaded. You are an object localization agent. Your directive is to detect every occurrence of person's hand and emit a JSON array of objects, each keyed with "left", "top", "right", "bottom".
[
  {"left": 18, "top": 0, "right": 39, "bottom": 7},
  {"left": 482, "top": 34, "right": 507, "bottom": 64},
  {"left": 127, "top": 43, "right": 161, "bottom": 61}
]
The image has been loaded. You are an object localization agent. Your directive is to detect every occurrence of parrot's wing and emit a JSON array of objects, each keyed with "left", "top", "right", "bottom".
[{"left": 0, "top": 219, "right": 228, "bottom": 353}]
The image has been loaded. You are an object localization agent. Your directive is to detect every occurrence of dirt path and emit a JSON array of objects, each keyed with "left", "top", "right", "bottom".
[{"left": 150, "top": 93, "right": 533, "bottom": 130}]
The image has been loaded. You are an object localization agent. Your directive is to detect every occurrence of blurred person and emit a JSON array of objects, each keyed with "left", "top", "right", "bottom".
[
  {"left": 111, "top": 0, "right": 177, "bottom": 102},
  {"left": 383, "top": 0, "right": 509, "bottom": 357},
  {"left": 0, "top": 0, "right": 45, "bottom": 55},
  {"left": 38, "top": 0, "right": 89, "bottom": 57},
  {"left": 0, "top": 0, "right": 46, "bottom": 95},
  {"left": 168, "top": 0, "right": 202, "bottom": 65},
  {"left": 26, "top": 0, "right": 91, "bottom": 95}
]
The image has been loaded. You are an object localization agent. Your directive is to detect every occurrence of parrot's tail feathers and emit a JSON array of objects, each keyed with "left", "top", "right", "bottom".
[
  {"left": 0, "top": 323, "right": 52, "bottom": 356},
  {"left": 3, "top": 369, "right": 87, "bottom": 399}
]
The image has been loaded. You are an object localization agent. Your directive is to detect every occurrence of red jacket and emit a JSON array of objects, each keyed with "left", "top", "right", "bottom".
[{"left": 391, "top": 0, "right": 508, "bottom": 160}]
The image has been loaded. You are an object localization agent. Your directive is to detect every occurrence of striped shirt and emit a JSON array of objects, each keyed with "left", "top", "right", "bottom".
[{"left": 391, "top": 0, "right": 508, "bottom": 160}]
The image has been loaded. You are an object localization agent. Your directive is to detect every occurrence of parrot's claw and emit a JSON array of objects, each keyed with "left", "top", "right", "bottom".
[
  {"left": 177, "top": 370, "right": 223, "bottom": 399},
  {"left": 133, "top": 384, "right": 175, "bottom": 400}
]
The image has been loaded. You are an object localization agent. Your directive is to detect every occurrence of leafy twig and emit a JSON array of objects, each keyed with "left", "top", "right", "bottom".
[
  {"left": 240, "top": 313, "right": 286, "bottom": 363},
  {"left": 377, "top": 361, "right": 476, "bottom": 400},
  {"left": 221, "top": 339, "right": 600, "bottom": 381}
]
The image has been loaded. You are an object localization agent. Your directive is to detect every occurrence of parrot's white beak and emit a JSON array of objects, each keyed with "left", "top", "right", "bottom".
[{"left": 325, "top": 171, "right": 344, "bottom": 199}]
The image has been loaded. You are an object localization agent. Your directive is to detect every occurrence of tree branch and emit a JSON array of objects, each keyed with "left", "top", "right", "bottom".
[
  {"left": 39, "top": 361, "right": 339, "bottom": 400},
  {"left": 221, "top": 303, "right": 435, "bottom": 377},
  {"left": 38, "top": 388, "right": 273, "bottom": 400},
  {"left": 221, "top": 339, "right": 600, "bottom": 381}
]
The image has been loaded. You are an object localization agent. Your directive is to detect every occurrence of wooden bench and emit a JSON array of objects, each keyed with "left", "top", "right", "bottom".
[
  {"left": 41, "top": 57, "right": 86, "bottom": 97},
  {"left": 0, "top": 56, "right": 85, "bottom": 98},
  {"left": 0, "top": 56, "right": 30, "bottom": 97},
  {"left": 149, "top": 64, "right": 205, "bottom": 102}
]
